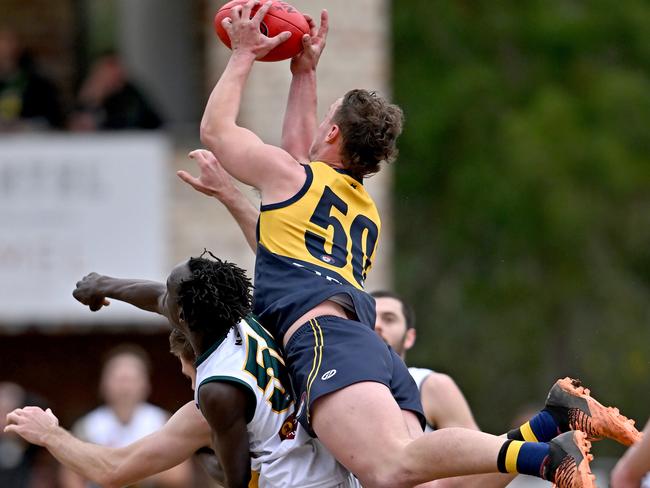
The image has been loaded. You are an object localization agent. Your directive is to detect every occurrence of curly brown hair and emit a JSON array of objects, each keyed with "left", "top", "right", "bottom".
[
  {"left": 334, "top": 89, "right": 404, "bottom": 179},
  {"left": 169, "top": 328, "right": 195, "bottom": 362}
]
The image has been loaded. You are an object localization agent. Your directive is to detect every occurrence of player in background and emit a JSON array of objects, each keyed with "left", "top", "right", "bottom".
[
  {"left": 5, "top": 326, "right": 358, "bottom": 488},
  {"left": 371, "top": 290, "right": 478, "bottom": 432},
  {"left": 194, "top": 2, "right": 641, "bottom": 486}
]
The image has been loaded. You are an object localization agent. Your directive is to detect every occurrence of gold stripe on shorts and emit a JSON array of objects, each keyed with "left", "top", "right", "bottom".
[{"left": 305, "top": 319, "right": 324, "bottom": 420}]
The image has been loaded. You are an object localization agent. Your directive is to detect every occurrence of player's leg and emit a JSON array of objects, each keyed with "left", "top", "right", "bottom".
[
  {"left": 286, "top": 317, "right": 595, "bottom": 488},
  {"left": 312, "top": 381, "right": 508, "bottom": 487},
  {"left": 313, "top": 386, "right": 595, "bottom": 488}
]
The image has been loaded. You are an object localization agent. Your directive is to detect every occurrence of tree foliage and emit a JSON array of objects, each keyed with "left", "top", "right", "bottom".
[{"left": 392, "top": 0, "right": 650, "bottom": 441}]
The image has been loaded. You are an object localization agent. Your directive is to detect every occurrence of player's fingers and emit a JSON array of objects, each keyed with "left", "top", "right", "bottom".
[
  {"left": 177, "top": 170, "right": 199, "bottom": 186},
  {"left": 177, "top": 171, "right": 209, "bottom": 193},
  {"left": 303, "top": 14, "right": 317, "bottom": 38},
  {"left": 193, "top": 151, "right": 213, "bottom": 168},
  {"left": 89, "top": 298, "right": 104, "bottom": 312},
  {"left": 302, "top": 34, "right": 311, "bottom": 48},
  {"left": 270, "top": 31, "right": 292, "bottom": 47},
  {"left": 6, "top": 410, "right": 23, "bottom": 425},
  {"left": 103, "top": 299, "right": 110, "bottom": 306},
  {"left": 253, "top": 1, "right": 272, "bottom": 24},
  {"left": 318, "top": 9, "right": 329, "bottom": 38},
  {"left": 231, "top": 5, "right": 243, "bottom": 20},
  {"left": 247, "top": 0, "right": 263, "bottom": 21},
  {"left": 222, "top": 17, "right": 233, "bottom": 35},
  {"left": 241, "top": 0, "right": 254, "bottom": 21}
]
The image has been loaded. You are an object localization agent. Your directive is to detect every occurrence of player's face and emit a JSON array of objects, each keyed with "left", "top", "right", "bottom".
[
  {"left": 374, "top": 297, "right": 410, "bottom": 355},
  {"left": 309, "top": 98, "right": 343, "bottom": 161},
  {"left": 100, "top": 354, "right": 150, "bottom": 406},
  {"left": 178, "top": 356, "right": 197, "bottom": 391}
]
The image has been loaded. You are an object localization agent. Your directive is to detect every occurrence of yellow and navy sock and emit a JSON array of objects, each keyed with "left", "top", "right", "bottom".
[
  {"left": 507, "top": 409, "right": 564, "bottom": 442},
  {"left": 497, "top": 439, "right": 550, "bottom": 478}
]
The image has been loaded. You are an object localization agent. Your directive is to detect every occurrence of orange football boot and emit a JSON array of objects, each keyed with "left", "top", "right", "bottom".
[{"left": 546, "top": 377, "right": 641, "bottom": 446}]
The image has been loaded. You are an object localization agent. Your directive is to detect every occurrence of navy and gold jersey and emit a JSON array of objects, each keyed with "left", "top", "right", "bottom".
[{"left": 253, "top": 161, "right": 380, "bottom": 338}]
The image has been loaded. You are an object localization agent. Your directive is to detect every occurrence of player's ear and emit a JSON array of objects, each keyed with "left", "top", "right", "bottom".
[
  {"left": 404, "top": 327, "right": 416, "bottom": 351},
  {"left": 325, "top": 124, "right": 339, "bottom": 144}
]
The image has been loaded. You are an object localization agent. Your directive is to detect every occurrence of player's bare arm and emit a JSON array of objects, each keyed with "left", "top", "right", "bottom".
[
  {"left": 72, "top": 273, "right": 172, "bottom": 322},
  {"left": 200, "top": 0, "right": 305, "bottom": 204},
  {"left": 610, "top": 418, "right": 650, "bottom": 488},
  {"left": 5, "top": 403, "right": 210, "bottom": 488},
  {"left": 178, "top": 149, "right": 259, "bottom": 252},
  {"left": 421, "top": 373, "right": 479, "bottom": 430},
  {"left": 198, "top": 381, "right": 253, "bottom": 488},
  {"left": 281, "top": 9, "right": 328, "bottom": 162}
]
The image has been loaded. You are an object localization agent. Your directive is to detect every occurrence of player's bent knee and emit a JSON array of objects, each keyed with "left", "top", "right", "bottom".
[{"left": 357, "top": 458, "right": 419, "bottom": 488}]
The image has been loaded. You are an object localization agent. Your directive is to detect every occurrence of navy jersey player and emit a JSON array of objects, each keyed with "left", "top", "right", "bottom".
[{"left": 197, "top": 2, "right": 602, "bottom": 487}]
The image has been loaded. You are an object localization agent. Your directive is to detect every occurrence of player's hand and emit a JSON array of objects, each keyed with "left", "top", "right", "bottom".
[
  {"left": 290, "top": 10, "right": 328, "bottom": 75},
  {"left": 4, "top": 407, "right": 59, "bottom": 446},
  {"left": 223, "top": 0, "right": 291, "bottom": 60},
  {"left": 73, "top": 272, "right": 110, "bottom": 312},
  {"left": 177, "top": 150, "right": 241, "bottom": 203}
]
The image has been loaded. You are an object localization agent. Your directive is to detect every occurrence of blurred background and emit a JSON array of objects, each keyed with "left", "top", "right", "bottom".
[{"left": 0, "top": 0, "right": 649, "bottom": 486}]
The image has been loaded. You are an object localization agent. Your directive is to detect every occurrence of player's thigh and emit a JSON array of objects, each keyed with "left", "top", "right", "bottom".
[{"left": 311, "top": 381, "right": 414, "bottom": 485}]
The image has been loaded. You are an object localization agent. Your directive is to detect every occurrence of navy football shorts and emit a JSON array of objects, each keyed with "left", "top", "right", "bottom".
[{"left": 284, "top": 315, "right": 425, "bottom": 436}]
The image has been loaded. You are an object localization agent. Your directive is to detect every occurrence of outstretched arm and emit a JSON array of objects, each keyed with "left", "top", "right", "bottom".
[
  {"left": 178, "top": 150, "right": 259, "bottom": 253},
  {"left": 5, "top": 404, "right": 208, "bottom": 488},
  {"left": 72, "top": 272, "right": 171, "bottom": 320},
  {"left": 281, "top": 10, "right": 329, "bottom": 162},
  {"left": 611, "top": 418, "right": 650, "bottom": 488},
  {"left": 200, "top": 0, "right": 305, "bottom": 205}
]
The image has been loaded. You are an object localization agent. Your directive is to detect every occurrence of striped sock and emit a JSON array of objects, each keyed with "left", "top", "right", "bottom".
[
  {"left": 497, "top": 439, "right": 550, "bottom": 478},
  {"left": 507, "top": 410, "right": 560, "bottom": 442}
]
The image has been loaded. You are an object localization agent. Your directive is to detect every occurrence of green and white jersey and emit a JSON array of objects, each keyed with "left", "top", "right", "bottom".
[{"left": 195, "top": 316, "right": 355, "bottom": 488}]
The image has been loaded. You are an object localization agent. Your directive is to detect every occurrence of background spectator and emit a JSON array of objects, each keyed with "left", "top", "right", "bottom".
[
  {"left": 0, "top": 28, "right": 63, "bottom": 131},
  {"left": 68, "top": 51, "right": 163, "bottom": 131}
]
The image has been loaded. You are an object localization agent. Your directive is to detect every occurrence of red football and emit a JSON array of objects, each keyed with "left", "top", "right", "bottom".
[{"left": 214, "top": 0, "right": 310, "bottom": 62}]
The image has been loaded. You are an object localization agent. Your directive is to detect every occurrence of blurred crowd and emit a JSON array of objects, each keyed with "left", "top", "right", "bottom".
[
  {"left": 1, "top": 345, "right": 214, "bottom": 488},
  {"left": 0, "top": 28, "right": 162, "bottom": 133}
]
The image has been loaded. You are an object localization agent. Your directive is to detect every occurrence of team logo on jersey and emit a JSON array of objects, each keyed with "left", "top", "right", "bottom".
[
  {"left": 321, "top": 255, "right": 335, "bottom": 264},
  {"left": 279, "top": 412, "right": 297, "bottom": 441},
  {"left": 321, "top": 369, "right": 337, "bottom": 381}
]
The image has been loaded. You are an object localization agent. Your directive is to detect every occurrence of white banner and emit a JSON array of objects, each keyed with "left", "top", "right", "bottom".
[{"left": 0, "top": 133, "right": 169, "bottom": 325}]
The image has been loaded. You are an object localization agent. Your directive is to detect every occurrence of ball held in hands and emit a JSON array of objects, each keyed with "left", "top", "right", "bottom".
[{"left": 214, "top": 0, "right": 310, "bottom": 62}]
